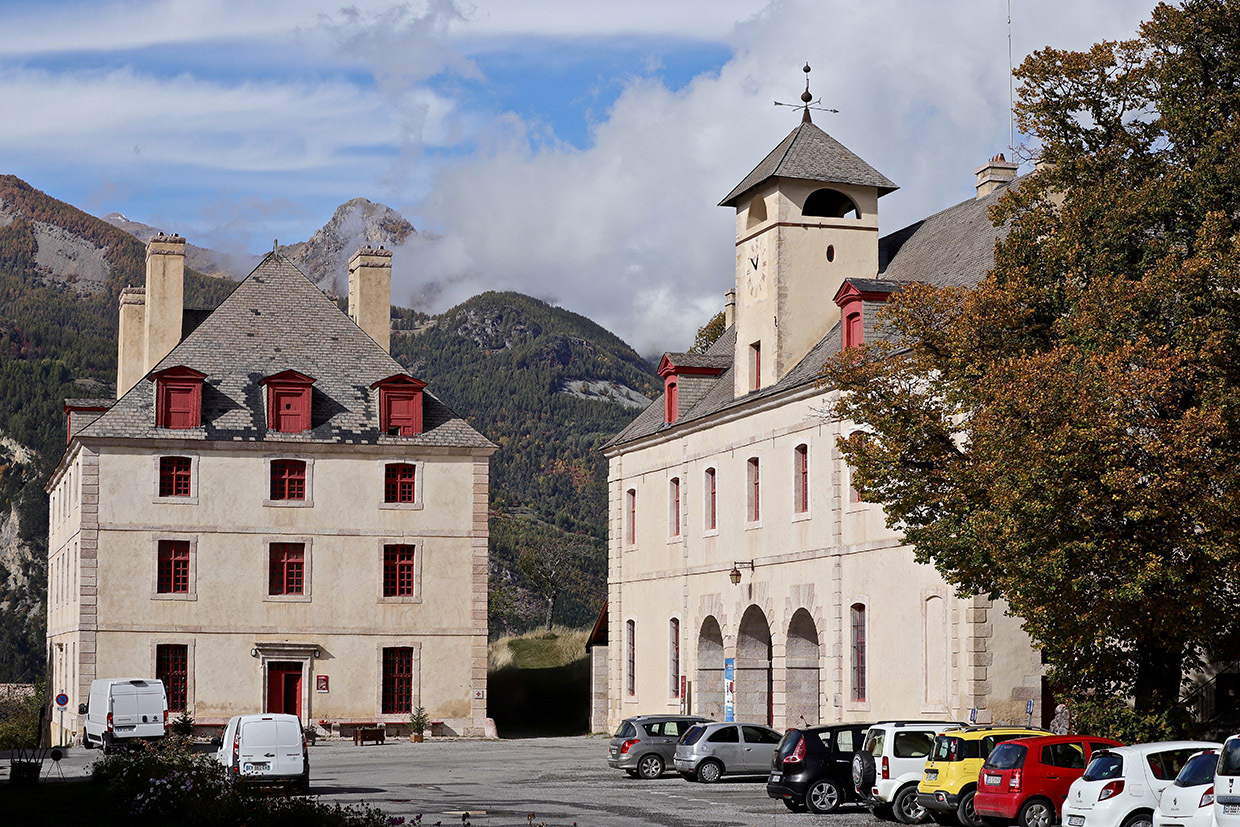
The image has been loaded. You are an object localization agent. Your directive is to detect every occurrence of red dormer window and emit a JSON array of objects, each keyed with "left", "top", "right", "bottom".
[
  {"left": 834, "top": 280, "right": 895, "bottom": 351},
  {"left": 664, "top": 380, "right": 678, "bottom": 423},
  {"left": 371, "top": 374, "right": 427, "bottom": 436},
  {"left": 261, "top": 370, "right": 315, "bottom": 433},
  {"left": 153, "top": 366, "right": 206, "bottom": 429},
  {"left": 656, "top": 354, "right": 725, "bottom": 425}
]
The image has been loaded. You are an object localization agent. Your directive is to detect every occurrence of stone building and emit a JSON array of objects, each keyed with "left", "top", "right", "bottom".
[
  {"left": 600, "top": 117, "right": 1043, "bottom": 732},
  {"left": 47, "top": 237, "right": 493, "bottom": 743}
]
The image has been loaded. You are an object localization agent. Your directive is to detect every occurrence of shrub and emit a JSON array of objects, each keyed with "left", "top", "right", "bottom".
[
  {"left": 170, "top": 711, "right": 195, "bottom": 737},
  {"left": 0, "top": 682, "right": 43, "bottom": 748},
  {"left": 1069, "top": 694, "right": 1192, "bottom": 743}
]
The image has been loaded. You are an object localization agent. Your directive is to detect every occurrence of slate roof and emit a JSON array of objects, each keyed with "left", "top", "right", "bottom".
[
  {"left": 660, "top": 352, "right": 732, "bottom": 371},
  {"left": 609, "top": 182, "right": 1016, "bottom": 450},
  {"left": 75, "top": 253, "right": 493, "bottom": 450},
  {"left": 720, "top": 121, "right": 898, "bottom": 207}
]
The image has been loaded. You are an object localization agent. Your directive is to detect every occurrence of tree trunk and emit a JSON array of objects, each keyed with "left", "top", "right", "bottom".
[
  {"left": 544, "top": 587, "right": 559, "bottom": 631},
  {"left": 1132, "top": 637, "right": 1185, "bottom": 716}
]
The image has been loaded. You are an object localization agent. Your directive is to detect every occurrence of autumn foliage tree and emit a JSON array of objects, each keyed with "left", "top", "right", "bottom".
[{"left": 820, "top": 0, "right": 1240, "bottom": 723}]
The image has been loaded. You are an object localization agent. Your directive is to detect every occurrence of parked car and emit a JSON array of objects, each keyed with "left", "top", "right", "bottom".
[
  {"left": 854, "top": 721, "right": 965, "bottom": 824},
  {"left": 975, "top": 735, "right": 1122, "bottom": 827},
  {"left": 215, "top": 713, "right": 310, "bottom": 793},
  {"left": 917, "top": 725, "right": 1049, "bottom": 826},
  {"left": 767, "top": 722, "right": 873, "bottom": 813},
  {"left": 1062, "top": 741, "right": 1219, "bottom": 827},
  {"left": 1153, "top": 749, "right": 1217, "bottom": 827},
  {"left": 674, "top": 721, "right": 782, "bottom": 783},
  {"left": 79, "top": 677, "right": 168, "bottom": 753},
  {"left": 1215, "top": 734, "right": 1240, "bottom": 827},
  {"left": 607, "top": 714, "right": 710, "bottom": 779}
]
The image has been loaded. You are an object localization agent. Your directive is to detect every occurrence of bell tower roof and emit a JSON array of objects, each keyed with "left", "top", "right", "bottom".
[{"left": 719, "top": 121, "right": 898, "bottom": 207}]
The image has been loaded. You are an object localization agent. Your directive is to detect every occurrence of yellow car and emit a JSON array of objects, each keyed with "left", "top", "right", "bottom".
[{"left": 916, "top": 725, "right": 1048, "bottom": 826}]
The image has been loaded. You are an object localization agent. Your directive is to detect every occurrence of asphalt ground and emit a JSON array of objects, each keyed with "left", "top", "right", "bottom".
[{"left": 2, "top": 736, "right": 887, "bottom": 827}]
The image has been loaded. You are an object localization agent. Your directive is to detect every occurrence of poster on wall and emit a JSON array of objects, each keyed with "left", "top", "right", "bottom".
[
  {"left": 724, "top": 658, "right": 735, "bottom": 722},
  {"left": 316, "top": 675, "right": 329, "bottom": 693}
]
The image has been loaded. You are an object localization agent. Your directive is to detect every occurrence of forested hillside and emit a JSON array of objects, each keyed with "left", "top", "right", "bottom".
[
  {"left": 390, "top": 292, "right": 660, "bottom": 632},
  {"left": 0, "top": 175, "right": 237, "bottom": 681}
]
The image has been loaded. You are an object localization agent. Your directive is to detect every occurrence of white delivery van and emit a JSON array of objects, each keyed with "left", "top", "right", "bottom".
[
  {"left": 79, "top": 678, "right": 168, "bottom": 752},
  {"left": 215, "top": 713, "right": 309, "bottom": 793}
]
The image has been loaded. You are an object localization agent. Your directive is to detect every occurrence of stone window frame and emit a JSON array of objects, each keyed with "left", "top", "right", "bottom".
[
  {"left": 150, "top": 638, "right": 196, "bottom": 715},
  {"left": 378, "top": 459, "right": 425, "bottom": 511},
  {"left": 150, "top": 534, "right": 197, "bottom": 601},
  {"left": 263, "top": 456, "right": 315, "bottom": 508},
  {"left": 374, "top": 642, "right": 422, "bottom": 724},
  {"left": 263, "top": 536, "right": 313, "bottom": 603},
  {"left": 847, "top": 597, "right": 870, "bottom": 712},
  {"left": 792, "top": 442, "right": 811, "bottom": 522},
  {"left": 152, "top": 453, "right": 200, "bottom": 505},
  {"left": 376, "top": 538, "right": 423, "bottom": 604}
]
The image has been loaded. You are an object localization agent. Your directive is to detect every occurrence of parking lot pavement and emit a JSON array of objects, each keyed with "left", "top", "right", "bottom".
[{"left": 308, "top": 735, "right": 882, "bottom": 827}]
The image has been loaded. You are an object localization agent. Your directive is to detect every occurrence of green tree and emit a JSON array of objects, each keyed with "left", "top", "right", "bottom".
[
  {"left": 688, "top": 310, "right": 726, "bottom": 354},
  {"left": 820, "top": 0, "right": 1240, "bottom": 722}
]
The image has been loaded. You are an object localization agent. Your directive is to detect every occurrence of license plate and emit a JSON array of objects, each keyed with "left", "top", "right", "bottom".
[
  {"left": 1225, "top": 806, "right": 1240, "bottom": 815},
  {"left": 925, "top": 770, "right": 939, "bottom": 781},
  {"left": 769, "top": 773, "right": 782, "bottom": 782},
  {"left": 1068, "top": 816, "right": 1085, "bottom": 826},
  {"left": 609, "top": 748, "right": 617, "bottom": 755},
  {"left": 244, "top": 762, "right": 270, "bottom": 772},
  {"left": 984, "top": 774, "right": 1001, "bottom": 786}
]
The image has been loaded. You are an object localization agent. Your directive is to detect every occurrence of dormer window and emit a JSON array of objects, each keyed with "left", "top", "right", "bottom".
[
  {"left": 152, "top": 366, "right": 206, "bottom": 429},
  {"left": 261, "top": 370, "right": 315, "bottom": 433},
  {"left": 844, "top": 310, "right": 864, "bottom": 349},
  {"left": 371, "top": 374, "right": 427, "bottom": 436},
  {"left": 834, "top": 279, "right": 895, "bottom": 351},
  {"left": 656, "top": 353, "right": 726, "bottom": 425},
  {"left": 664, "top": 380, "right": 678, "bottom": 423}
]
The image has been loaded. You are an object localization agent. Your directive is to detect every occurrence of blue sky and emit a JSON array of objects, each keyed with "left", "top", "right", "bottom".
[{"left": 0, "top": 0, "right": 1152, "bottom": 354}]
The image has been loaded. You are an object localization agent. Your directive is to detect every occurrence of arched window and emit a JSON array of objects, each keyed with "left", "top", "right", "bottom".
[
  {"left": 747, "top": 194, "right": 768, "bottom": 227},
  {"left": 793, "top": 444, "right": 809, "bottom": 514},
  {"left": 746, "top": 457, "right": 761, "bottom": 523},
  {"left": 626, "top": 489, "right": 637, "bottom": 545},
  {"left": 803, "top": 188, "right": 860, "bottom": 219},
  {"left": 850, "top": 602, "right": 867, "bottom": 702},
  {"left": 668, "top": 477, "right": 681, "bottom": 537},
  {"left": 703, "top": 467, "right": 717, "bottom": 531}
]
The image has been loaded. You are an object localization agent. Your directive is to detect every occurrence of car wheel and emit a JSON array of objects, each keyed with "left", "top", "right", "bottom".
[
  {"left": 102, "top": 733, "right": 113, "bottom": 756},
  {"left": 81, "top": 729, "right": 93, "bottom": 749},
  {"left": 637, "top": 753, "right": 664, "bottom": 779},
  {"left": 696, "top": 760, "right": 723, "bottom": 783},
  {"left": 1017, "top": 798, "right": 1054, "bottom": 827},
  {"left": 853, "top": 750, "right": 877, "bottom": 792},
  {"left": 807, "top": 778, "right": 844, "bottom": 814},
  {"left": 1121, "top": 813, "right": 1153, "bottom": 827},
  {"left": 894, "top": 785, "right": 929, "bottom": 825},
  {"left": 958, "top": 790, "right": 983, "bottom": 827},
  {"left": 784, "top": 798, "right": 809, "bottom": 813}
]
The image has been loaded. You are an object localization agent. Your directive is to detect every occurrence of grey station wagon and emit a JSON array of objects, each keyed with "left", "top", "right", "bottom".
[
  {"left": 608, "top": 715, "right": 711, "bottom": 779},
  {"left": 674, "top": 721, "right": 783, "bottom": 783}
]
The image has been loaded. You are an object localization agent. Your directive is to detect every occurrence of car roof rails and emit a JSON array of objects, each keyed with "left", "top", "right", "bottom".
[
  {"left": 871, "top": 720, "right": 968, "bottom": 727},
  {"left": 955, "top": 725, "right": 1051, "bottom": 733}
]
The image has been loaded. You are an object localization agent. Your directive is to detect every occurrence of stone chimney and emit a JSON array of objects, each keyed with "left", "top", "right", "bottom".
[
  {"left": 143, "top": 233, "right": 185, "bottom": 374},
  {"left": 348, "top": 246, "right": 393, "bottom": 353},
  {"left": 975, "top": 153, "right": 1019, "bottom": 199},
  {"left": 116, "top": 287, "right": 147, "bottom": 396},
  {"left": 724, "top": 289, "right": 736, "bottom": 329}
]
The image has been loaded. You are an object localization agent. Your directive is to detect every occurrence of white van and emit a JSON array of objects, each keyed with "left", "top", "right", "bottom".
[
  {"left": 79, "top": 678, "right": 168, "bottom": 752},
  {"left": 215, "top": 713, "right": 309, "bottom": 793},
  {"left": 1214, "top": 734, "right": 1240, "bottom": 827}
]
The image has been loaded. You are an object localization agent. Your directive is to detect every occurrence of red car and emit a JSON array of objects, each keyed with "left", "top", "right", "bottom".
[{"left": 974, "top": 734, "right": 1122, "bottom": 827}]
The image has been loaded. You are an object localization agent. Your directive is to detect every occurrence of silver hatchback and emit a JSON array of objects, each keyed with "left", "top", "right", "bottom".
[
  {"left": 674, "top": 721, "right": 783, "bottom": 783},
  {"left": 607, "top": 715, "right": 711, "bottom": 779}
]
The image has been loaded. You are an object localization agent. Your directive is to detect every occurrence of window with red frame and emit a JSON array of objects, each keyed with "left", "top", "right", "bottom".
[
  {"left": 844, "top": 310, "right": 864, "bottom": 349},
  {"left": 747, "top": 457, "right": 761, "bottom": 522},
  {"left": 384, "top": 464, "right": 416, "bottom": 503},
  {"left": 268, "top": 543, "right": 305, "bottom": 595},
  {"left": 383, "top": 544, "right": 416, "bottom": 596},
  {"left": 157, "top": 540, "right": 190, "bottom": 593},
  {"left": 794, "top": 444, "right": 809, "bottom": 514},
  {"left": 262, "top": 371, "right": 315, "bottom": 433},
  {"left": 664, "top": 379, "right": 678, "bottom": 423},
  {"left": 156, "top": 644, "right": 188, "bottom": 712},
  {"left": 159, "top": 456, "right": 192, "bottom": 497},
  {"left": 704, "top": 467, "right": 717, "bottom": 530},
  {"left": 625, "top": 489, "right": 637, "bottom": 545},
  {"left": 381, "top": 647, "right": 413, "bottom": 714},
  {"left": 154, "top": 367, "right": 205, "bottom": 429},
  {"left": 851, "top": 603, "right": 867, "bottom": 702},
  {"left": 372, "top": 375, "right": 426, "bottom": 436},
  {"left": 270, "top": 460, "right": 306, "bottom": 500},
  {"left": 669, "top": 477, "right": 680, "bottom": 537}
]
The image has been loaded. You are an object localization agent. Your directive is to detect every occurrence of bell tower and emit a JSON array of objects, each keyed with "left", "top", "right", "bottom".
[{"left": 721, "top": 66, "right": 897, "bottom": 395}]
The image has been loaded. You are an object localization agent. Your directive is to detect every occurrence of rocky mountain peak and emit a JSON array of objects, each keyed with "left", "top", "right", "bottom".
[{"left": 282, "top": 197, "right": 416, "bottom": 293}]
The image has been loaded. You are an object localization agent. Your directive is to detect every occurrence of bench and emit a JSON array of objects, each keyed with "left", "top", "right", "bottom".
[{"left": 352, "top": 725, "right": 385, "bottom": 746}]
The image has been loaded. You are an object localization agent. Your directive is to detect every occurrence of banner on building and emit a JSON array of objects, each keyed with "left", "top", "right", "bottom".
[{"left": 724, "top": 657, "right": 735, "bottom": 722}]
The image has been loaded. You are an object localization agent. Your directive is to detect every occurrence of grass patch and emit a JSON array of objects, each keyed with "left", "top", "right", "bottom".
[{"left": 488, "top": 626, "right": 589, "bottom": 670}]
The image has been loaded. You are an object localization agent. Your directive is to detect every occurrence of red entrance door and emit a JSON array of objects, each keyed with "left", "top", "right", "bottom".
[{"left": 266, "top": 662, "right": 303, "bottom": 717}]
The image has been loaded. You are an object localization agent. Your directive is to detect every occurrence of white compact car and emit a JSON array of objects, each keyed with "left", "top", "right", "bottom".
[
  {"left": 1153, "top": 749, "right": 1217, "bottom": 827},
  {"left": 1213, "top": 734, "right": 1240, "bottom": 827},
  {"left": 852, "top": 721, "right": 963, "bottom": 824},
  {"left": 215, "top": 713, "right": 309, "bottom": 793},
  {"left": 1063, "top": 742, "right": 1219, "bottom": 827}
]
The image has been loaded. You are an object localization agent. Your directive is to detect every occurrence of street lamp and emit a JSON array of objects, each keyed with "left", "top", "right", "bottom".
[{"left": 729, "top": 561, "right": 754, "bottom": 585}]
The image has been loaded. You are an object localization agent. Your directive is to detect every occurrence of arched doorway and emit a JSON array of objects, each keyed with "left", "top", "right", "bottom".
[
  {"left": 696, "top": 617, "right": 724, "bottom": 720},
  {"left": 786, "top": 609, "right": 820, "bottom": 727},
  {"left": 736, "top": 605, "right": 773, "bottom": 725}
]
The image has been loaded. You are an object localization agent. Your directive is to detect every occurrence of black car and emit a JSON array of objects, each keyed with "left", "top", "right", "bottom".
[{"left": 767, "top": 723, "right": 874, "bottom": 813}]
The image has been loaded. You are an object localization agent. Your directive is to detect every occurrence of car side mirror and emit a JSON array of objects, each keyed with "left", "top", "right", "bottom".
[
  {"left": 77, "top": 703, "right": 87, "bottom": 715},
  {"left": 210, "top": 737, "right": 223, "bottom": 749}
]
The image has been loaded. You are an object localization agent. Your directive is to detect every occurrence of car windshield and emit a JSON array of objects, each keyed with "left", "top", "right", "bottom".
[
  {"left": 679, "top": 725, "right": 706, "bottom": 746},
  {"left": 614, "top": 721, "right": 636, "bottom": 739},
  {"left": 985, "top": 743, "right": 1027, "bottom": 770},
  {"left": 1083, "top": 753, "right": 1124, "bottom": 781},
  {"left": 1175, "top": 753, "right": 1217, "bottom": 787},
  {"left": 1220, "top": 739, "right": 1240, "bottom": 777}
]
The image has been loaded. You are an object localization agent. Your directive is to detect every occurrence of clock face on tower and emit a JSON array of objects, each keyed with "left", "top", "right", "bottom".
[{"left": 743, "top": 235, "right": 768, "bottom": 299}]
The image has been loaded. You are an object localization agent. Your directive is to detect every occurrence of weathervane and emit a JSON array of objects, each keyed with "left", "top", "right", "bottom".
[{"left": 774, "top": 63, "right": 838, "bottom": 123}]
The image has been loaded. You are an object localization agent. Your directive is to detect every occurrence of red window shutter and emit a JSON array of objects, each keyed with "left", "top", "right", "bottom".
[
  {"left": 153, "top": 367, "right": 205, "bottom": 429},
  {"left": 384, "top": 464, "right": 416, "bottom": 503},
  {"left": 383, "top": 544, "right": 416, "bottom": 596},
  {"left": 372, "top": 375, "right": 427, "bottom": 436},
  {"left": 159, "top": 456, "right": 192, "bottom": 497},
  {"left": 272, "top": 387, "right": 311, "bottom": 433},
  {"left": 157, "top": 540, "right": 190, "bottom": 593},
  {"left": 156, "top": 645, "right": 188, "bottom": 712},
  {"left": 269, "top": 543, "right": 305, "bottom": 595},
  {"left": 665, "top": 380, "right": 678, "bottom": 424},
  {"left": 270, "top": 460, "right": 306, "bottom": 500}
]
